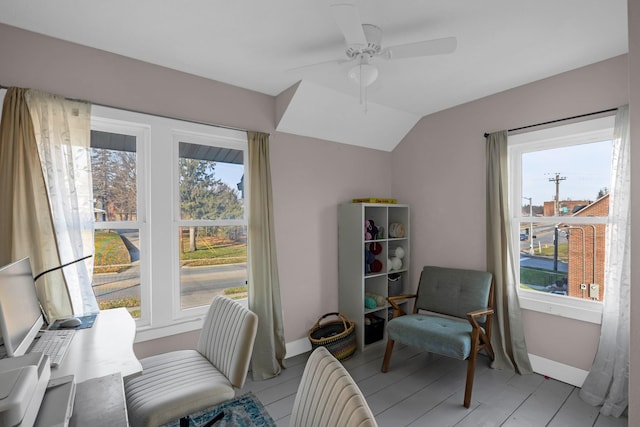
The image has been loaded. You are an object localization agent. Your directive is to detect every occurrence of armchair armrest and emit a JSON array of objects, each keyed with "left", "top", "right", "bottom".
[
  {"left": 387, "top": 294, "right": 417, "bottom": 318},
  {"left": 466, "top": 308, "right": 494, "bottom": 330}
]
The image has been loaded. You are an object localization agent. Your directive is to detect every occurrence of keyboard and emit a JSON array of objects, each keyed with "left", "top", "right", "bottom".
[{"left": 31, "top": 329, "right": 75, "bottom": 367}]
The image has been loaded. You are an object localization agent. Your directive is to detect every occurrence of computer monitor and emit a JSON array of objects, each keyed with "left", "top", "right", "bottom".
[{"left": 0, "top": 257, "right": 44, "bottom": 357}]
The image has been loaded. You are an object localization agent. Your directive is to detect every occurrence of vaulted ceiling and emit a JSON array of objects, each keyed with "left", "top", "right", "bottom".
[{"left": 0, "top": 1, "right": 628, "bottom": 151}]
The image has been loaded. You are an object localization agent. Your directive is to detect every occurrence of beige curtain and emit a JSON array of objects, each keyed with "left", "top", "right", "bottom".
[
  {"left": 25, "top": 90, "right": 97, "bottom": 318},
  {"left": 486, "top": 131, "right": 532, "bottom": 373},
  {"left": 579, "top": 106, "right": 630, "bottom": 417},
  {"left": 0, "top": 88, "right": 72, "bottom": 320},
  {"left": 247, "top": 131, "right": 286, "bottom": 380}
]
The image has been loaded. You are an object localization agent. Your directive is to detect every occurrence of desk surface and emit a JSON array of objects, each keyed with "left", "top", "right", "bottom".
[{"left": 51, "top": 308, "right": 141, "bottom": 383}]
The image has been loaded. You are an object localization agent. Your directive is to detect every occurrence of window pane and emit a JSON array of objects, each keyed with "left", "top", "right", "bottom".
[
  {"left": 179, "top": 142, "right": 244, "bottom": 220},
  {"left": 519, "top": 221, "right": 606, "bottom": 301},
  {"left": 91, "top": 130, "right": 137, "bottom": 221},
  {"left": 93, "top": 229, "right": 141, "bottom": 317},
  {"left": 521, "top": 140, "right": 612, "bottom": 214},
  {"left": 91, "top": 129, "right": 141, "bottom": 318},
  {"left": 179, "top": 225, "right": 247, "bottom": 309},
  {"left": 517, "top": 138, "right": 611, "bottom": 302}
]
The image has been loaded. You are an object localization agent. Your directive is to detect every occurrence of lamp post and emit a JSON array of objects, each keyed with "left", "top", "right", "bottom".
[{"left": 523, "top": 196, "right": 534, "bottom": 255}]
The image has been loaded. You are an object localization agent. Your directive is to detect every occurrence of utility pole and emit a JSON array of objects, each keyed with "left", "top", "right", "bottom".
[
  {"left": 549, "top": 172, "right": 567, "bottom": 216},
  {"left": 523, "top": 196, "right": 534, "bottom": 255}
]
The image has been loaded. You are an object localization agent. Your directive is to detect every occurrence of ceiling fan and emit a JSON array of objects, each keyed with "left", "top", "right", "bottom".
[{"left": 295, "top": 3, "right": 457, "bottom": 108}]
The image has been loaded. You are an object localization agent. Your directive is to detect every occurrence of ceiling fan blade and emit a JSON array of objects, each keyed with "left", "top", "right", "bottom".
[
  {"left": 287, "top": 57, "right": 353, "bottom": 73},
  {"left": 383, "top": 36, "right": 457, "bottom": 60},
  {"left": 329, "top": 3, "right": 367, "bottom": 47}
]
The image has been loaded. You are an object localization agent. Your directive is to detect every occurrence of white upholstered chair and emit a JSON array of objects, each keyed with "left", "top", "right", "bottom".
[
  {"left": 124, "top": 296, "right": 258, "bottom": 427},
  {"left": 290, "top": 346, "right": 378, "bottom": 427}
]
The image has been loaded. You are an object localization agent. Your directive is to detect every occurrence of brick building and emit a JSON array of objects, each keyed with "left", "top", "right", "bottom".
[
  {"left": 543, "top": 199, "right": 592, "bottom": 216},
  {"left": 562, "top": 194, "right": 608, "bottom": 300}
]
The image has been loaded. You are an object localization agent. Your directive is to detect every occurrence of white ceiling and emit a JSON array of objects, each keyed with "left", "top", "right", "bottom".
[{"left": 0, "top": 0, "right": 628, "bottom": 151}]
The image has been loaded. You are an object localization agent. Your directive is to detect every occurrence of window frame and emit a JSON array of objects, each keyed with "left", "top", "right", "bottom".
[
  {"left": 508, "top": 115, "right": 615, "bottom": 324},
  {"left": 172, "top": 129, "right": 249, "bottom": 319},
  {"left": 90, "top": 115, "right": 151, "bottom": 326},
  {"left": 90, "top": 105, "right": 248, "bottom": 342}
]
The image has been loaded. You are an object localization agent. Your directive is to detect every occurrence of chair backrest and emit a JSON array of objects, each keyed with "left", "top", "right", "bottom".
[
  {"left": 415, "top": 266, "right": 493, "bottom": 321},
  {"left": 196, "top": 295, "right": 258, "bottom": 389},
  {"left": 290, "top": 347, "right": 378, "bottom": 427}
]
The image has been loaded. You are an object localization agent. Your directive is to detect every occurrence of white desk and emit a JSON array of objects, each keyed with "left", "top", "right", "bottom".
[
  {"left": 52, "top": 308, "right": 140, "bottom": 426},
  {"left": 51, "top": 308, "right": 141, "bottom": 383}
]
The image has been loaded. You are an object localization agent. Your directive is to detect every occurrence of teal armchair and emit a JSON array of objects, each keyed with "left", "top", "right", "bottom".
[{"left": 381, "top": 266, "right": 495, "bottom": 408}]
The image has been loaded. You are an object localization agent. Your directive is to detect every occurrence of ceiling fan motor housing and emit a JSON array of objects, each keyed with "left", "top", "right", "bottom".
[{"left": 346, "top": 24, "right": 382, "bottom": 58}]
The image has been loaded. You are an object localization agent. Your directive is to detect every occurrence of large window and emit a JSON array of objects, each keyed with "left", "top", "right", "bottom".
[
  {"left": 89, "top": 105, "right": 248, "bottom": 339},
  {"left": 175, "top": 136, "right": 248, "bottom": 311},
  {"left": 509, "top": 116, "right": 614, "bottom": 321}
]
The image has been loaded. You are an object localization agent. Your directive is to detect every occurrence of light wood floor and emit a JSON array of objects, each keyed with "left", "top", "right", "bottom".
[{"left": 240, "top": 343, "right": 628, "bottom": 427}]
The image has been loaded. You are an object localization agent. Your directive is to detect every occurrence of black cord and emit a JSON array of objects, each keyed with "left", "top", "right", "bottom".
[{"left": 33, "top": 254, "right": 92, "bottom": 282}]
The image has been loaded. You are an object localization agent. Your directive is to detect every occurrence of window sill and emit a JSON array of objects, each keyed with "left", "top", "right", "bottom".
[
  {"left": 134, "top": 317, "right": 205, "bottom": 343},
  {"left": 518, "top": 290, "right": 603, "bottom": 324},
  {"left": 132, "top": 298, "right": 249, "bottom": 343}
]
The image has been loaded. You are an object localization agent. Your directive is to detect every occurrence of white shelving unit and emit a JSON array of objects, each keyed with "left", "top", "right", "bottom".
[{"left": 338, "top": 202, "right": 410, "bottom": 351}]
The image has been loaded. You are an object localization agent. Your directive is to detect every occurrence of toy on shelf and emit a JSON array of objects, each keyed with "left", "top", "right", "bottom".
[
  {"left": 364, "top": 219, "right": 379, "bottom": 240},
  {"left": 365, "top": 292, "right": 386, "bottom": 307},
  {"left": 388, "top": 245, "right": 406, "bottom": 271},
  {"left": 364, "top": 245, "right": 383, "bottom": 274},
  {"left": 388, "top": 222, "right": 405, "bottom": 238},
  {"left": 364, "top": 296, "right": 377, "bottom": 309}
]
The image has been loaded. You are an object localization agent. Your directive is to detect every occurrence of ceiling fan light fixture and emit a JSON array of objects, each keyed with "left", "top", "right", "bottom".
[{"left": 348, "top": 62, "right": 378, "bottom": 87}]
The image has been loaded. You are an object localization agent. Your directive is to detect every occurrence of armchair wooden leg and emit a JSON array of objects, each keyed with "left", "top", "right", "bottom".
[
  {"left": 381, "top": 339, "right": 395, "bottom": 372},
  {"left": 464, "top": 351, "right": 478, "bottom": 408}
]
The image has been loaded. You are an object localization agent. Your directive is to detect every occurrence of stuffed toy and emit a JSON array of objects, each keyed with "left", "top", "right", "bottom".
[
  {"left": 364, "top": 219, "right": 378, "bottom": 240},
  {"left": 388, "top": 222, "right": 405, "bottom": 238},
  {"left": 365, "top": 250, "right": 375, "bottom": 273}
]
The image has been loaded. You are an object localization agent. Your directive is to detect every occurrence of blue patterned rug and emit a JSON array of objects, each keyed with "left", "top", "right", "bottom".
[{"left": 161, "top": 392, "right": 275, "bottom": 427}]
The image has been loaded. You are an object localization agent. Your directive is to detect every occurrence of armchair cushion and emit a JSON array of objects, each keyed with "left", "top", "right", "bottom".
[
  {"left": 387, "top": 314, "right": 479, "bottom": 360},
  {"left": 416, "top": 266, "right": 492, "bottom": 322}
]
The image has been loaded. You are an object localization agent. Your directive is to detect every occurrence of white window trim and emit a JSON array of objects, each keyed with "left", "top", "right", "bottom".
[
  {"left": 91, "top": 115, "right": 151, "bottom": 327},
  {"left": 508, "top": 115, "right": 615, "bottom": 324}
]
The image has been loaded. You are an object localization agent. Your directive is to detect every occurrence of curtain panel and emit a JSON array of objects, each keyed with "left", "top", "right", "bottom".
[
  {"left": 0, "top": 88, "right": 73, "bottom": 319},
  {"left": 486, "top": 130, "right": 532, "bottom": 374},
  {"left": 247, "top": 131, "right": 286, "bottom": 380},
  {"left": 0, "top": 87, "right": 97, "bottom": 320},
  {"left": 579, "top": 105, "right": 630, "bottom": 417},
  {"left": 25, "top": 90, "right": 97, "bottom": 317}
]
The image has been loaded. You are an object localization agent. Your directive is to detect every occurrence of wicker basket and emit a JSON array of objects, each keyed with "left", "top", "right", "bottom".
[{"left": 308, "top": 312, "right": 357, "bottom": 361}]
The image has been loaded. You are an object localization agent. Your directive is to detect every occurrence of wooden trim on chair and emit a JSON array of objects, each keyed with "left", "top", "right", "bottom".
[
  {"left": 462, "top": 278, "right": 496, "bottom": 407},
  {"left": 386, "top": 294, "right": 417, "bottom": 318}
]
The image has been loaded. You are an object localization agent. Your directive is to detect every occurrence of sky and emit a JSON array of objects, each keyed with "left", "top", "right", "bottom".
[
  {"left": 521, "top": 140, "right": 612, "bottom": 206},
  {"left": 214, "top": 162, "right": 244, "bottom": 195}
]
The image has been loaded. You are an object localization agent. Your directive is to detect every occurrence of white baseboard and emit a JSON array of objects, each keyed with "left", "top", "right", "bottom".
[
  {"left": 529, "top": 353, "right": 589, "bottom": 387},
  {"left": 284, "top": 345, "right": 590, "bottom": 388},
  {"left": 285, "top": 337, "right": 312, "bottom": 359}
]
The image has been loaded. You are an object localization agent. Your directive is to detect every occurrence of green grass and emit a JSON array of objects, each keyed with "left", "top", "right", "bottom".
[
  {"left": 224, "top": 286, "right": 247, "bottom": 300},
  {"left": 180, "top": 237, "right": 246, "bottom": 266},
  {"left": 94, "top": 231, "right": 131, "bottom": 273},
  {"left": 520, "top": 267, "right": 567, "bottom": 288},
  {"left": 534, "top": 243, "right": 568, "bottom": 262},
  {"left": 98, "top": 297, "right": 140, "bottom": 318}
]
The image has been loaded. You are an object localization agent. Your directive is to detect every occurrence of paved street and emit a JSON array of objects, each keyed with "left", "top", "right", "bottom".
[{"left": 93, "top": 263, "right": 247, "bottom": 308}]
